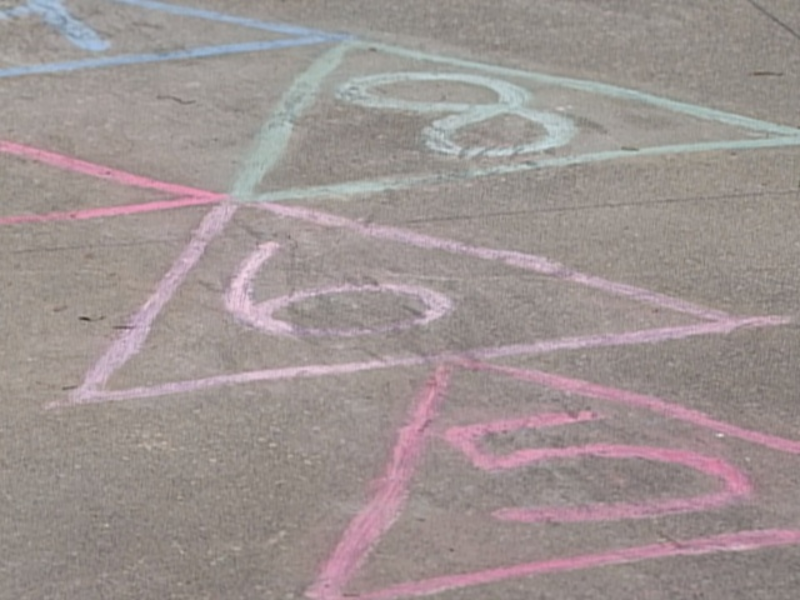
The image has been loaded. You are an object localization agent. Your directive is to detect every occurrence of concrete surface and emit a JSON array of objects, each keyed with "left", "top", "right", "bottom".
[{"left": 1, "top": 1, "right": 799, "bottom": 599}]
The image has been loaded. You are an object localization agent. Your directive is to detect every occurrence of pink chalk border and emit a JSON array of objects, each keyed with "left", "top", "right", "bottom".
[
  {"left": 308, "top": 362, "right": 800, "bottom": 600},
  {"left": 0, "top": 140, "right": 224, "bottom": 226},
  {"left": 55, "top": 316, "right": 788, "bottom": 407}
]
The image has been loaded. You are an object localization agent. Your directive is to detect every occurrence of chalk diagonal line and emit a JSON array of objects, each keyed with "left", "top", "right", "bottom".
[
  {"left": 72, "top": 202, "right": 237, "bottom": 396},
  {"left": 28, "top": 0, "right": 111, "bottom": 52},
  {"left": 0, "top": 37, "right": 333, "bottom": 79},
  {"left": 109, "top": 0, "right": 348, "bottom": 40},
  {"left": 0, "top": 140, "right": 217, "bottom": 197},
  {"left": 0, "top": 194, "right": 223, "bottom": 226},
  {"left": 258, "top": 202, "right": 732, "bottom": 321},
  {"left": 66, "top": 42, "right": 351, "bottom": 403},
  {"left": 228, "top": 42, "right": 351, "bottom": 200},
  {"left": 308, "top": 366, "right": 452, "bottom": 600},
  {"left": 350, "top": 530, "right": 800, "bottom": 600},
  {"left": 250, "top": 136, "right": 800, "bottom": 205},
  {"left": 365, "top": 41, "right": 799, "bottom": 137},
  {"left": 51, "top": 317, "right": 787, "bottom": 407}
]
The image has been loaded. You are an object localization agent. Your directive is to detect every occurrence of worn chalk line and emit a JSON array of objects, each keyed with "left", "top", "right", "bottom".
[
  {"left": 1, "top": 0, "right": 109, "bottom": 52},
  {"left": 57, "top": 41, "right": 352, "bottom": 407}
]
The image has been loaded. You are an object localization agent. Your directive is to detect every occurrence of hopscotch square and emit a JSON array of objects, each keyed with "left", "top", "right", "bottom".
[
  {"left": 57, "top": 195, "right": 787, "bottom": 407},
  {"left": 308, "top": 362, "right": 800, "bottom": 600},
  {"left": 94, "top": 205, "right": 701, "bottom": 393},
  {"left": 254, "top": 41, "right": 800, "bottom": 203},
  {"left": 0, "top": 0, "right": 346, "bottom": 80}
]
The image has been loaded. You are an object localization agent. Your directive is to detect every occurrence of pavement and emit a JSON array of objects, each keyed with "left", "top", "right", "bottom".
[{"left": 1, "top": 1, "right": 800, "bottom": 599}]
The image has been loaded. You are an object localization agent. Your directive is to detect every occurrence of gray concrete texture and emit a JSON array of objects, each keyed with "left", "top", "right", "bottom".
[{"left": 1, "top": 1, "right": 799, "bottom": 599}]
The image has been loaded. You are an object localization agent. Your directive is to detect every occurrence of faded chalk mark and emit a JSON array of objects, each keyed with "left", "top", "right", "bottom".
[
  {"left": 0, "top": 37, "right": 333, "bottom": 79},
  {"left": 306, "top": 363, "right": 800, "bottom": 600},
  {"left": 54, "top": 317, "right": 788, "bottom": 406},
  {"left": 72, "top": 202, "right": 238, "bottom": 398},
  {"left": 230, "top": 41, "right": 352, "bottom": 200},
  {"left": 348, "top": 530, "right": 800, "bottom": 600},
  {"left": 1, "top": 0, "right": 109, "bottom": 52},
  {"left": 0, "top": 194, "right": 222, "bottom": 226},
  {"left": 445, "top": 413, "right": 751, "bottom": 523},
  {"left": 0, "top": 140, "right": 218, "bottom": 197},
  {"left": 61, "top": 42, "right": 351, "bottom": 406},
  {"left": 226, "top": 243, "right": 453, "bottom": 337},
  {"left": 338, "top": 72, "right": 575, "bottom": 158},
  {"left": 0, "top": 140, "right": 225, "bottom": 226},
  {"left": 259, "top": 202, "right": 732, "bottom": 321},
  {"left": 308, "top": 362, "right": 800, "bottom": 600},
  {"left": 308, "top": 366, "right": 452, "bottom": 600},
  {"left": 466, "top": 360, "right": 800, "bottom": 455},
  {"left": 108, "top": 0, "right": 347, "bottom": 40},
  {"left": 251, "top": 136, "right": 800, "bottom": 205},
  {"left": 366, "top": 41, "right": 799, "bottom": 137}
]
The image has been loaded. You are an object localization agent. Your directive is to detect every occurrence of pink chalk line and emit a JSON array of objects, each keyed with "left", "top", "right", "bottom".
[
  {"left": 259, "top": 202, "right": 733, "bottom": 322},
  {"left": 307, "top": 364, "right": 800, "bottom": 600},
  {"left": 19, "top": 139, "right": 782, "bottom": 411},
  {"left": 344, "top": 530, "right": 800, "bottom": 600},
  {"left": 70, "top": 202, "right": 239, "bottom": 400},
  {"left": 0, "top": 194, "right": 223, "bottom": 225},
  {"left": 225, "top": 242, "right": 453, "bottom": 337},
  {"left": 307, "top": 366, "right": 453, "bottom": 600},
  {"left": 459, "top": 361, "right": 800, "bottom": 455},
  {"left": 445, "top": 412, "right": 751, "bottom": 523},
  {"left": 0, "top": 140, "right": 225, "bottom": 226},
  {"left": 54, "top": 316, "right": 786, "bottom": 408},
  {"left": 0, "top": 141, "right": 216, "bottom": 197}
]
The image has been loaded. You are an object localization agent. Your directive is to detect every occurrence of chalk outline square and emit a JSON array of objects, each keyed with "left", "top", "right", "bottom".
[
  {"left": 306, "top": 361, "right": 800, "bottom": 600},
  {"left": 56, "top": 193, "right": 788, "bottom": 406},
  {"left": 249, "top": 40, "right": 800, "bottom": 205}
]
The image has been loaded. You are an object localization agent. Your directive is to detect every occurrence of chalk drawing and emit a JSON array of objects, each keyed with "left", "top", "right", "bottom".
[
  {"left": 0, "top": 140, "right": 225, "bottom": 225},
  {"left": 48, "top": 317, "right": 787, "bottom": 407},
  {"left": 337, "top": 72, "right": 575, "bottom": 158},
  {"left": 258, "top": 202, "right": 733, "bottom": 321},
  {"left": 0, "top": 37, "right": 338, "bottom": 80},
  {"left": 2, "top": 6, "right": 797, "bottom": 593},
  {"left": 0, "top": 0, "right": 346, "bottom": 79},
  {"left": 8, "top": 126, "right": 787, "bottom": 408},
  {"left": 307, "top": 362, "right": 800, "bottom": 600},
  {"left": 0, "top": 0, "right": 109, "bottom": 52},
  {"left": 108, "top": 0, "right": 343, "bottom": 38},
  {"left": 28, "top": 159, "right": 785, "bottom": 406},
  {"left": 36, "top": 170, "right": 789, "bottom": 406},
  {"left": 445, "top": 413, "right": 751, "bottom": 523},
  {"left": 226, "top": 242, "right": 453, "bottom": 337},
  {"left": 330, "top": 531, "right": 800, "bottom": 600},
  {"left": 64, "top": 41, "right": 350, "bottom": 404},
  {"left": 238, "top": 39, "right": 800, "bottom": 203}
]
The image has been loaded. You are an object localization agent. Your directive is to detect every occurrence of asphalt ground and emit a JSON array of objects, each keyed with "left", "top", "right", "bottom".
[{"left": 1, "top": 1, "right": 799, "bottom": 599}]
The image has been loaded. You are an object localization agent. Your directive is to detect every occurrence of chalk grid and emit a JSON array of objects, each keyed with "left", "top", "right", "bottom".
[{"left": 3, "top": 1, "right": 800, "bottom": 597}]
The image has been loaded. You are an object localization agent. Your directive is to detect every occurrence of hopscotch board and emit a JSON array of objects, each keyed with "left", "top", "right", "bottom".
[{"left": 2, "top": 1, "right": 800, "bottom": 597}]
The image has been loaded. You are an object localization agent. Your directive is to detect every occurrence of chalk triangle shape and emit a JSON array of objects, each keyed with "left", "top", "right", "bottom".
[
  {"left": 0, "top": 0, "right": 341, "bottom": 79},
  {"left": 66, "top": 199, "right": 752, "bottom": 405},
  {"left": 257, "top": 41, "right": 800, "bottom": 202},
  {"left": 307, "top": 362, "right": 800, "bottom": 600}
]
